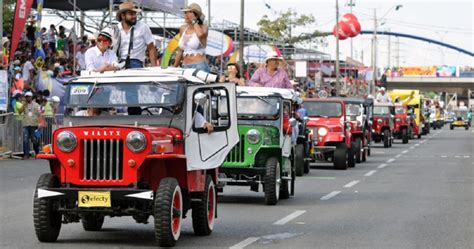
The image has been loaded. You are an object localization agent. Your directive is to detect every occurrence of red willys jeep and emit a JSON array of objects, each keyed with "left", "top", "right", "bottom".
[
  {"left": 33, "top": 68, "right": 239, "bottom": 247},
  {"left": 371, "top": 102, "right": 394, "bottom": 148},
  {"left": 304, "top": 99, "right": 355, "bottom": 170}
]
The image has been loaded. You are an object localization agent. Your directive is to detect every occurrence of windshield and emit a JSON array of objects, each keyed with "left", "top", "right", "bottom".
[
  {"left": 66, "top": 82, "right": 183, "bottom": 116},
  {"left": 345, "top": 103, "right": 363, "bottom": 116},
  {"left": 219, "top": 96, "right": 280, "bottom": 120},
  {"left": 374, "top": 106, "right": 391, "bottom": 115},
  {"left": 454, "top": 110, "right": 468, "bottom": 118},
  {"left": 305, "top": 101, "right": 343, "bottom": 117},
  {"left": 395, "top": 107, "right": 407, "bottom": 114}
]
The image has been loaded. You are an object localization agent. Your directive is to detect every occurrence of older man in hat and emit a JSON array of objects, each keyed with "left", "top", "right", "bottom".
[
  {"left": 113, "top": 1, "right": 156, "bottom": 68},
  {"left": 18, "top": 91, "right": 41, "bottom": 159},
  {"left": 247, "top": 51, "right": 292, "bottom": 89},
  {"left": 376, "top": 87, "right": 391, "bottom": 103},
  {"left": 85, "top": 28, "right": 119, "bottom": 73}
]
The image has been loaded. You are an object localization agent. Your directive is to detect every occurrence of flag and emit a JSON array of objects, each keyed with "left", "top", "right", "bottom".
[{"left": 9, "top": 0, "right": 34, "bottom": 61}]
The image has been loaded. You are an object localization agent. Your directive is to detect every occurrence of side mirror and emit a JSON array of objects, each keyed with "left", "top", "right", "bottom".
[
  {"left": 194, "top": 92, "right": 207, "bottom": 106},
  {"left": 289, "top": 118, "right": 298, "bottom": 127}
]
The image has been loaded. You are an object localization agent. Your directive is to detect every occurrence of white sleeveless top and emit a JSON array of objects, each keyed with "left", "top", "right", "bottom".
[{"left": 178, "top": 27, "right": 206, "bottom": 56}]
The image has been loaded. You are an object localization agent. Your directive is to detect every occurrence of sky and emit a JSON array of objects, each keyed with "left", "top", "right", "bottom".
[
  {"left": 190, "top": 0, "right": 474, "bottom": 67},
  {"left": 40, "top": 0, "right": 473, "bottom": 67}
]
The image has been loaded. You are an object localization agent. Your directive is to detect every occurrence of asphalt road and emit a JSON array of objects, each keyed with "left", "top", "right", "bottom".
[{"left": 1, "top": 127, "right": 473, "bottom": 249}]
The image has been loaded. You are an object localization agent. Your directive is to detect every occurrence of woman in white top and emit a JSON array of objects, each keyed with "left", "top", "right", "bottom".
[
  {"left": 173, "top": 3, "right": 210, "bottom": 72},
  {"left": 84, "top": 29, "right": 119, "bottom": 73}
]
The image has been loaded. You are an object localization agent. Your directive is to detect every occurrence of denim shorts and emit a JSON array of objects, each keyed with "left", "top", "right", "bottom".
[{"left": 182, "top": 61, "right": 210, "bottom": 73}]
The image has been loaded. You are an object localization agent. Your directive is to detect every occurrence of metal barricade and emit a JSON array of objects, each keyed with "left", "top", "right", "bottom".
[{"left": 0, "top": 113, "right": 64, "bottom": 158}]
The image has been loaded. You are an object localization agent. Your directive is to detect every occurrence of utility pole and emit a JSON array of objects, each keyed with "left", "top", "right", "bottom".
[
  {"left": 335, "top": 0, "right": 341, "bottom": 94},
  {"left": 387, "top": 28, "right": 391, "bottom": 69},
  {"left": 207, "top": 0, "right": 211, "bottom": 27},
  {"left": 348, "top": 0, "right": 355, "bottom": 60},
  {"left": 396, "top": 36, "right": 400, "bottom": 68},
  {"left": 239, "top": 0, "right": 245, "bottom": 75},
  {"left": 371, "top": 8, "right": 377, "bottom": 95},
  {"left": 0, "top": 0, "right": 3, "bottom": 43}
]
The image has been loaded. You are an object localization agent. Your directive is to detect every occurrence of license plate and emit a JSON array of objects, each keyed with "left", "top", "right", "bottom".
[{"left": 78, "top": 191, "right": 111, "bottom": 207}]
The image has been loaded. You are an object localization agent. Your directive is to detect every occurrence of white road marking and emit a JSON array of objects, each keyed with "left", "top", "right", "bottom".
[
  {"left": 455, "top": 155, "right": 461, "bottom": 158},
  {"left": 387, "top": 158, "right": 395, "bottom": 163},
  {"left": 378, "top": 163, "right": 388, "bottom": 168},
  {"left": 441, "top": 155, "right": 447, "bottom": 158},
  {"left": 414, "top": 144, "right": 420, "bottom": 147},
  {"left": 229, "top": 237, "right": 260, "bottom": 249},
  {"left": 273, "top": 210, "right": 307, "bottom": 225},
  {"left": 320, "top": 191, "right": 341, "bottom": 200},
  {"left": 395, "top": 154, "right": 402, "bottom": 158},
  {"left": 464, "top": 156, "right": 470, "bottom": 158},
  {"left": 344, "top": 180, "right": 360, "bottom": 188},
  {"left": 365, "top": 170, "right": 377, "bottom": 176},
  {"left": 402, "top": 150, "right": 409, "bottom": 154},
  {"left": 410, "top": 146, "right": 415, "bottom": 149}
]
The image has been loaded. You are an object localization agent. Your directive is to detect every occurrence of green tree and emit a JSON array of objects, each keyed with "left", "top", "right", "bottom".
[
  {"left": 3, "top": 0, "right": 15, "bottom": 34},
  {"left": 257, "top": 9, "right": 328, "bottom": 45}
]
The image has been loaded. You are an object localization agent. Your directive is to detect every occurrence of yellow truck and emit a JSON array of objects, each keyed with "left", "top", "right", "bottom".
[{"left": 388, "top": 89, "right": 424, "bottom": 139}]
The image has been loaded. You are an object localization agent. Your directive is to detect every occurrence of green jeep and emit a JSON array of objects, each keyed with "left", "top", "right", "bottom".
[{"left": 218, "top": 87, "right": 299, "bottom": 205}]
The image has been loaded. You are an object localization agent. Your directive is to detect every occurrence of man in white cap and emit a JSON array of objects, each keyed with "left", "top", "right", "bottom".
[
  {"left": 18, "top": 91, "right": 40, "bottom": 159},
  {"left": 85, "top": 29, "right": 119, "bottom": 73},
  {"left": 247, "top": 51, "right": 292, "bottom": 89},
  {"left": 113, "top": 1, "right": 156, "bottom": 68},
  {"left": 376, "top": 87, "right": 391, "bottom": 103}
]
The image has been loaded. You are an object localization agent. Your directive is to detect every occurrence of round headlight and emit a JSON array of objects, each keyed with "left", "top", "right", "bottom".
[
  {"left": 377, "top": 119, "right": 383, "bottom": 124},
  {"left": 246, "top": 129, "right": 261, "bottom": 144},
  {"left": 126, "top": 131, "right": 147, "bottom": 153},
  {"left": 318, "top": 127, "right": 328, "bottom": 136},
  {"left": 56, "top": 131, "right": 77, "bottom": 152},
  {"left": 396, "top": 118, "right": 401, "bottom": 122}
]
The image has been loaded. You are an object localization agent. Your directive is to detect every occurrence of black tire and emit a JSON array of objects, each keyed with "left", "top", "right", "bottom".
[
  {"left": 383, "top": 131, "right": 390, "bottom": 148},
  {"left": 264, "top": 157, "right": 280, "bottom": 205},
  {"left": 402, "top": 128, "right": 409, "bottom": 144},
  {"left": 303, "top": 160, "right": 310, "bottom": 174},
  {"left": 367, "top": 147, "right": 371, "bottom": 156},
  {"left": 280, "top": 178, "right": 290, "bottom": 199},
  {"left": 355, "top": 138, "right": 362, "bottom": 163},
  {"left": 33, "top": 173, "right": 62, "bottom": 242},
  {"left": 333, "top": 143, "right": 348, "bottom": 170},
  {"left": 192, "top": 175, "right": 216, "bottom": 236},
  {"left": 81, "top": 214, "right": 104, "bottom": 231},
  {"left": 417, "top": 133, "right": 422, "bottom": 139},
  {"left": 295, "top": 144, "right": 304, "bottom": 176},
  {"left": 450, "top": 125, "right": 454, "bottom": 130},
  {"left": 154, "top": 177, "right": 182, "bottom": 247},
  {"left": 348, "top": 143, "right": 356, "bottom": 168},
  {"left": 466, "top": 126, "right": 469, "bottom": 130}
]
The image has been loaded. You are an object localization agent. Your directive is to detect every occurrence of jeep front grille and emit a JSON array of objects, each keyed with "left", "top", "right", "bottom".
[
  {"left": 225, "top": 135, "right": 245, "bottom": 163},
  {"left": 82, "top": 139, "right": 123, "bottom": 180}
]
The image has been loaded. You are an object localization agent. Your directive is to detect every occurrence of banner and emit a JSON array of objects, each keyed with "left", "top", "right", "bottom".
[
  {"left": 9, "top": 0, "right": 34, "bottom": 61},
  {"left": 400, "top": 66, "right": 436, "bottom": 77},
  {"left": 0, "top": 71, "right": 8, "bottom": 111},
  {"left": 436, "top": 65, "right": 457, "bottom": 77},
  {"left": 206, "top": 30, "right": 233, "bottom": 57},
  {"left": 36, "top": 71, "right": 66, "bottom": 99}
]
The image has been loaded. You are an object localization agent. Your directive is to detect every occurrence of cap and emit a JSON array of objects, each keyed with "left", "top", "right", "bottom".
[
  {"left": 265, "top": 51, "right": 283, "bottom": 63},
  {"left": 116, "top": 2, "right": 142, "bottom": 21},
  {"left": 51, "top": 96, "right": 60, "bottom": 103},
  {"left": 98, "top": 28, "right": 113, "bottom": 41},
  {"left": 24, "top": 92, "right": 33, "bottom": 97},
  {"left": 182, "top": 3, "right": 205, "bottom": 21}
]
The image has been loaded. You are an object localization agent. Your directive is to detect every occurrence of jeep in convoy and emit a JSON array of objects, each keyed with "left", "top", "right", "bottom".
[
  {"left": 33, "top": 68, "right": 239, "bottom": 247},
  {"left": 304, "top": 99, "right": 355, "bottom": 170},
  {"left": 219, "top": 87, "right": 298, "bottom": 205}
]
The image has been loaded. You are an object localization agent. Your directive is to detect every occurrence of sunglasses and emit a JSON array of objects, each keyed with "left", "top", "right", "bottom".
[
  {"left": 227, "top": 65, "right": 236, "bottom": 69},
  {"left": 97, "top": 37, "right": 111, "bottom": 44}
]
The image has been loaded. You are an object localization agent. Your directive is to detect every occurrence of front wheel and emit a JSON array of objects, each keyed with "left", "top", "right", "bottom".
[
  {"left": 192, "top": 175, "right": 216, "bottom": 236},
  {"left": 355, "top": 138, "right": 362, "bottom": 163},
  {"left": 333, "top": 143, "right": 348, "bottom": 170},
  {"left": 466, "top": 125, "right": 469, "bottom": 130},
  {"left": 33, "top": 173, "right": 62, "bottom": 242},
  {"left": 295, "top": 144, "right": 305, "bottom": 176},
  {"left": 81, "top": 214, "right": 104, "bottom": 231},
  {"left": 154, "top": 178, "right": 183, "bottom": 247},
  {"left": 402, "top": 128, "right": 409, "bottom": 144},
  {"left": 264, "top": 157, "right": 280, "bottom": 205},
  {"left": 383, "top": 131, "right": 390, "bottom": 148}
]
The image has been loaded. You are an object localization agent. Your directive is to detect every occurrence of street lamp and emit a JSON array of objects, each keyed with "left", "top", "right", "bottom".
[{"left": 370, "top": 4, "right": 402, "bottom": 95}]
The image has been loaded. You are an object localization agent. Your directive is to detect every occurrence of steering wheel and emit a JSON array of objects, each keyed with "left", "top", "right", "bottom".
[{"left": 141, "top": 106, "right": 175, "bottom": 116}]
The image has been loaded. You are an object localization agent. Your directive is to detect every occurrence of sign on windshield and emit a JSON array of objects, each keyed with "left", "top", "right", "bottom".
[{"left": 66, "top": 82, "right": 182, "bottom": 107}]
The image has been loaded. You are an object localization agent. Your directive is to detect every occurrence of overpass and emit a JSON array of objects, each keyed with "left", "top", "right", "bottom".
[{"left": 387, "top": 76, "right": 474, "bottom": 106}]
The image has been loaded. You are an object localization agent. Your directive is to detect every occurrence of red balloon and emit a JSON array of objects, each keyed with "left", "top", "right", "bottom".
[
  {"left": 342, "top": 13, "right": 358, "bottom": 23},
  {"left": 333, "top": 25, "right": 348, "bottom": 40},
  {"left": 339, "top": 21, "right": 356, "bottom": 37}
]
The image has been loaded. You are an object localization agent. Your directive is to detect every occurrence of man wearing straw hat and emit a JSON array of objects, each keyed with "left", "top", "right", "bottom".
[
  {"left": 247, "top": 51, "right": 292, "bottom": 89},
  {"left": 114, "top": 1, "right": 156, "bottom": 68}
]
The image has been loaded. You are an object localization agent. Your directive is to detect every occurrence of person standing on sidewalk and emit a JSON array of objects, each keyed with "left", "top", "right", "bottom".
[
  {"left": 113, "top": 1, "right": 156, "bottom": 68},
  {"left": 18, "top": 91, "right": 40, "bottom": 159},
  {"left": 173, "top": 3, "right": 210, "bottom": 72}
]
